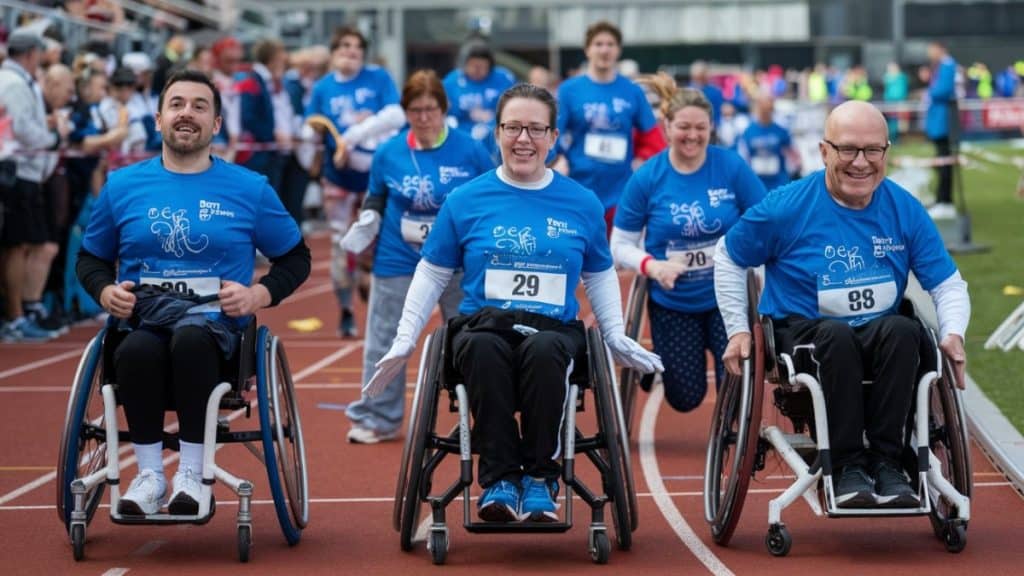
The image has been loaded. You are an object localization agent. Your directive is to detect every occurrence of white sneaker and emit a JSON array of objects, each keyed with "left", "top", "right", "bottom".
[
  {"left": 118, "top": 469, "right": 167, "bottom": 516},
  {"left": 168, "top": 467, "right": 206, "bottom": 516},
  {"left": 928, "top": 202, "right": 956, "bottom": 219},
  {"left": 346, "top": 425, "right": 398, "bottom": 444}
]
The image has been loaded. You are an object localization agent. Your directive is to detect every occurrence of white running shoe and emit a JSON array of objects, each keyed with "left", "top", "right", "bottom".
[
  {"left": 168, "top": 467, "right": 206, "bottom": 516},
  {"left": 928, "top": 202, "right": 956, "bottom": 220},
  {"left": 118, "top": 469, "right": 167, "bottom": 516},
  {"left": 346, "top": 425, "right": 399, "bottom": 444}
]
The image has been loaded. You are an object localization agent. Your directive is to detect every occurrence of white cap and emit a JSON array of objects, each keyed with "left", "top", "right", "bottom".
[{"left": 122, "top": 52, "right": 153, "bottom": 74}]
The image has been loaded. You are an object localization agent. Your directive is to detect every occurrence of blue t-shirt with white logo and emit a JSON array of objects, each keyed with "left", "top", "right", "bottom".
[
  {"left": 443, "top": 66, "right": 516, "bottom": 162},
  {"left": 737, "top": 121, "right": 792, "bottom": 192},
  {"left": 369, "top": 128, "right": 494, "bottom": 277},
  {"left": 615, "top": 147, "right": 766, "bottom": 313},
  {"left": 724, "top": 171, "right": 958, "bottom": 326},
  {"left": 82, "top": 157, "right": 301, "bottom": 326},
  {"left": 305, "top": 65, "right": 400, "bottom": 192},
  {"left": 422, "top": 170, "right": 612, "bottom": 323},
  {"left": 556, "top": 74, "right": 657, "bottom": 209}
]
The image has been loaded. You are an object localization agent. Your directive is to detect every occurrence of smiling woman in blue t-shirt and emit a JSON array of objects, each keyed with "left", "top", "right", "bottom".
[
  {"left": 364, "top": 83, "right": 661, "bottom": 524},
  {"left": 611, "top": 88, "right": 766, "bottom": 413}
]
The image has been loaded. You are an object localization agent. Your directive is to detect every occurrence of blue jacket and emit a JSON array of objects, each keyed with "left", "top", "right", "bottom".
[{"left": 926, "top": 55, "right": 957, "bottom": 140}]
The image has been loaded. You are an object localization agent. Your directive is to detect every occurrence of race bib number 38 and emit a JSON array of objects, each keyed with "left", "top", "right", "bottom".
[{"left": 484, "top": 269, "right": 566, "bottom": 307}]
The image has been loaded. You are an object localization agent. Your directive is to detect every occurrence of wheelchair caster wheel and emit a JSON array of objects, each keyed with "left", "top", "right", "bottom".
[
  {"left": 238, "top": 525, "right": 252, "bottom": 563},
  {"left": 943, "top": 523, "right": 967, "bottom": 554},
  {"left": 765, "top": 524, "right": 792, "bottom": 557},
  {"left": 590, "top": 531, "right": 610, "bottom": 564},
  {"left": 71, "top": 523, "right": 85, "bottom": 561},
  {"left": 428, "top": 531, "right": 448, "bottom": 565}
]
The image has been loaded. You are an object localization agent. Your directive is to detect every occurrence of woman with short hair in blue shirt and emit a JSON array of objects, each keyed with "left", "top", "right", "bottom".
[
  {"left": 364, "top": 84, "right": 661, "bottom": 523},
  {"left": 340, "top": 69, "right": 493, "bottom": 444},
  {"left": 611, "top": 88, "right": 766, "bottom": 413}
]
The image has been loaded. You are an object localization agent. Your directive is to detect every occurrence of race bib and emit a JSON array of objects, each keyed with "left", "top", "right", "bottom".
[
  {"left": 583, "top": 133, "right": 627, "bottom": 162},
  {"left": 665, "top": 239, "right": 717, "bottom": 282},
  {"left": 817, "top": 271, "right": 897, "bottom": 320},
  {"left": 751, "top": 154, "right": 781, "bottom": 176},
  {"left": 400, "top": 213, "right": 435, "bottom": 245},
  {"left": 139, "top": 275, "right": 221, "bottom": 314},
  {"left": 484, "top": 269, "right": 566, "bottom": 307}
]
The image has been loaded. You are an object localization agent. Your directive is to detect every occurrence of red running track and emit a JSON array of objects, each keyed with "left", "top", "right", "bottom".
[{"left": 1, "top": 234, "right": 1022, "bottom": 575}]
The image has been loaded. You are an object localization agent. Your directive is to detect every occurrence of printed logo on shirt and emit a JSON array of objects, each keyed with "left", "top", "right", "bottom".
[
  {"left": 706, "top": 187, "right": 734, "bottom": 208},
  {"left": 871, "top": 236, "right": 906, "bottom": 258},
  {"left": 354, "top": 87, "right": 376, "bottom": 105},
  {"left": 389, "top": 175, "right": 438, "bottom": 211},
  {"left": 824, "top": 244, "right": 865, "bottom": 272},
  {"left": 198, "top": 200, "right": 236, "bottom": 221},
  {"left": 612, "top": 97, "right": 632, "bottom": 114},
  {"left": 148, "top": 207, "right": 210, "bottom": 257},
  {"left": 439, "top": 165, "right": 470, "bottom": 184},
  {"left": 545, "top": 217, "right": 579, "bottom": 239},
  {"left": 492, "top": 225, "right": 537, "bottom": 255},
  {"left": 583, "top": 102, "right": 612, "bottom": 129},
  {"left": 670, "top": 201, "right": 722, "bottom": 237}
]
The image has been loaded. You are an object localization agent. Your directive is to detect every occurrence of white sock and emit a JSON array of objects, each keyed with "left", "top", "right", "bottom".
[
  {"left": 133, "top": 442, "right": 164, "bottom": 476},
  {"left": 178, "top": 440, "right": 204, "bottom": 475}
]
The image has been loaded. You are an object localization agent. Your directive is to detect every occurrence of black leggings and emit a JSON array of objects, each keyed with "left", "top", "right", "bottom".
[{"left": 114, "top": 326, "right": 223, "bottom": 444}]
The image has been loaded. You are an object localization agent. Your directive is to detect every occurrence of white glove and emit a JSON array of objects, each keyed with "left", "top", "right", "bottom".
[
  {"left": 363, "top": 336, "right": 415, "bottom": 397},
  {"left": 605, "top": 333, "right": 663, "bottom": 374},
  {"left": 339, "top": 210, "right": 381, "bottom": 254}
]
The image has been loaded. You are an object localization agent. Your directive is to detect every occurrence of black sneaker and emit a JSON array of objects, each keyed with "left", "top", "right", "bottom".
[
  {"left": 872, "top": 459, "right": 919, "bottom": 508},
  {"left": 834, "top": 464, "right": 876, "bottom": 508}
]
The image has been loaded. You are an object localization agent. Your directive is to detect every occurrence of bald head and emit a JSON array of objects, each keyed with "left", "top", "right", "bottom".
[
  {"left": 825, "top": 100, "right": 887, "bottom": 142},
  {"left": 43, "top": 63, "right": 75, "bottom": 109}
]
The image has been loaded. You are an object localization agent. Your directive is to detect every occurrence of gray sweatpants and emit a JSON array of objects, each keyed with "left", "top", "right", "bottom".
[{"left": 345, "top": 272, "right": 463, "bottom": 433}]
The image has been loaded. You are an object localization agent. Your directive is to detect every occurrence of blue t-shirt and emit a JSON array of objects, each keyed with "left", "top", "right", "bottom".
[
  {"left": 422, "top": 170, "right": 612, "bottom": 323},
  {"left": 737, "top": 121, "right": 792, "bottom": 192},
  {"left": 696, "top": 83, "right": 724, "bottom": 128},
  {"left": 369, "top": 128, "right": 494, "bottom": 277},
  {"left": 556, "top": 74, "right": 657, "bottom": 210},
  {"left": 82, "top": 156, "right": 302, "bottom": 327},
  {"left": 443, "top": 65, "right": 516, "bottom": 162},
  {"left": 724, "top": 172, "right": 958, "bottom": 326},
  {"left": 615, "top": 147, "right": 766, "bottom": 313},
  {"left": 305, "top": 65, "right": 400, "bottom": 191}
]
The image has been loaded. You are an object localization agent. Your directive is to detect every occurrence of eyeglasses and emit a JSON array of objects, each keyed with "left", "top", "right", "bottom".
[
  {"left": 500, "top": 123, "right": 551, "bottom": 140},
  {"left": 823, "top": 139, "right": 890, "bottom": 162},
  {"left": 406, "top": 105, "right": 440, "bottom": 117}
]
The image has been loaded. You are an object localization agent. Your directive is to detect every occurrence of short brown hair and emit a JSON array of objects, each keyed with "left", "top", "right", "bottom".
[
  {"left": 252, "top": 39, "right": 285, "bottom": 66},
  {"left": 331, "top": 26, "right": 367, "bottom": 52},
  {"left": 663, "top": 87, "right": 712, "bottom": 123},
  {"left": 585, "top": 21, "right": 622, "bottom": 48},
  {"left": 496, "top": 83, "right": 557, "bottom": 127},
  {"left": 401, "top": 69, "right": 447, "bottom": 114}
]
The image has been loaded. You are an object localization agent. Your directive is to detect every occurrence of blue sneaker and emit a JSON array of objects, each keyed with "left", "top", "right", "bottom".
[
  {"left": 1, "top": 317, "right": 56, "bottom": 343},
  {"left": 519, "top": 476, "right": 559, "bottom": 522},
  {"left": 478, "top": 479, "right": 520, "bottom": 522}
]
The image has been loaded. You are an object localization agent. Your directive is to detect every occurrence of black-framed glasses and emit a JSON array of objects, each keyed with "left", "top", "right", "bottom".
[
  {"left": 406, "top": 105, "right": 440, "bottom": 117},
  {"left": 500, "top": 123, "right": 551, "bottom": 140},
  {"left": 823, "top": 139, "right": 890, "bottom": 162}
]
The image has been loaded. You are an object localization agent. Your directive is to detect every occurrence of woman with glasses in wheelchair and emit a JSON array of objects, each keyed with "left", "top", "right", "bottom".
[
  {"left": 75, "top": 70, "right": 311, "bottom": 517},
  {"left": 611, "top": 88, "right": 766, "bottom": 413},
  {"left": 365, "top": 83, "right": 661, "bottom": 523}
]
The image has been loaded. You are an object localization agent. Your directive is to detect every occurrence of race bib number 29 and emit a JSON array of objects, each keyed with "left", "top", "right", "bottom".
[{"left": 484, "top": 269, "right": 566, "bottom": 307}]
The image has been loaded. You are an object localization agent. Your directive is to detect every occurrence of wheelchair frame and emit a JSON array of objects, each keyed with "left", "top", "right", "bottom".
[
  {"left": 704, "top": 271, "right": 972, "bottom": 556},
  {"left": 392, "top": 324, "right": 637, "bottom": 565},
  {"left": 619, "top": 274, "right": 649, "bottom": 438},
  {"left": 56, "top": 321, "right": 309, "bottom": 562}
]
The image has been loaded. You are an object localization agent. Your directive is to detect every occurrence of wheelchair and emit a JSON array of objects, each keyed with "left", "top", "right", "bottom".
[
  {"left": 704, "top": 271, "right": 972, "bottom": 556},
  {"left": 56, "top": 318, "right": 309, "bottom": 562},
  {"left": 392, "top": 322, "right": 638, "bottom": 565},
  {"left": 618, "top": 274, "right": 649, "bottom": 437}
]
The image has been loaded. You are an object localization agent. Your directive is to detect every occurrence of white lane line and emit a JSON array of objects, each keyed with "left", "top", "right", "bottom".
[
  {"left": 0, "top": 386, "right": 70, "bottom": 392},
  {"left": 100, "top": 569, "right": 130, "bottom": 576},
  {"left": 0, "top": 342, "right": 361, "bottom": 506},
  {"left": 639, "top": 384, "right": 733, "bottom": 576},
  {"left": 131, "top": 540, "right": 166, "bottom": 556},
  {"left": 0, "top": 349, "right": 83, "bottom": 381}
]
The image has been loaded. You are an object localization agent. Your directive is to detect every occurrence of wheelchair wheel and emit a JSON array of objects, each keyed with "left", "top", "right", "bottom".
[
  {"left": 588, "top": 328, "right": 635, "bottom": 551},
  {"left": 397, "top": 327, "right": 444, "bottom": 552},
  {"left": 57, "top": 331, "right": 108, "bottom": 532},
  {"left": 927, "top": 354, "right": 972, "bottom": 544},
  {"left": 619, "top": 274, "right": 648, "bottom": 437},
  {"left": 257, "top": 327, "right": 308, "bottom": 546},
  {"left": 704, "top": 322, "right": 765, "bottom": 546}
]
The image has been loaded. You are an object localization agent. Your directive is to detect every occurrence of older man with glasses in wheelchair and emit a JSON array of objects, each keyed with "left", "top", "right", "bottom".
[{"left": 713, "top": 100, "right": 970, "bottom": 509}]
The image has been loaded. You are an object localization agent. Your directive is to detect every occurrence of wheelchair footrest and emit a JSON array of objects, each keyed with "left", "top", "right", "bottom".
[
  {"left": 782, "top": 433, "right": 818, "bottom": 459},
  {"left": 463, "top": 521, "right": 573, "bottom": 534}
]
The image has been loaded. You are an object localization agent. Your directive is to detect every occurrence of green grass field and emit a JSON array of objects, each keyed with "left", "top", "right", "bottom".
[{"left": 891, "top": 140, "right": 1024, "bottom": 432}]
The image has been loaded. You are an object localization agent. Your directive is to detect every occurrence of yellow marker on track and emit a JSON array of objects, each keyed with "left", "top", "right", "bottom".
[
  {"left": 1003, "top": 285, "right": 1023, "bottom": 296},
  {"left": 287, "top": 317, "right": 324, "bottom": 333}
]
